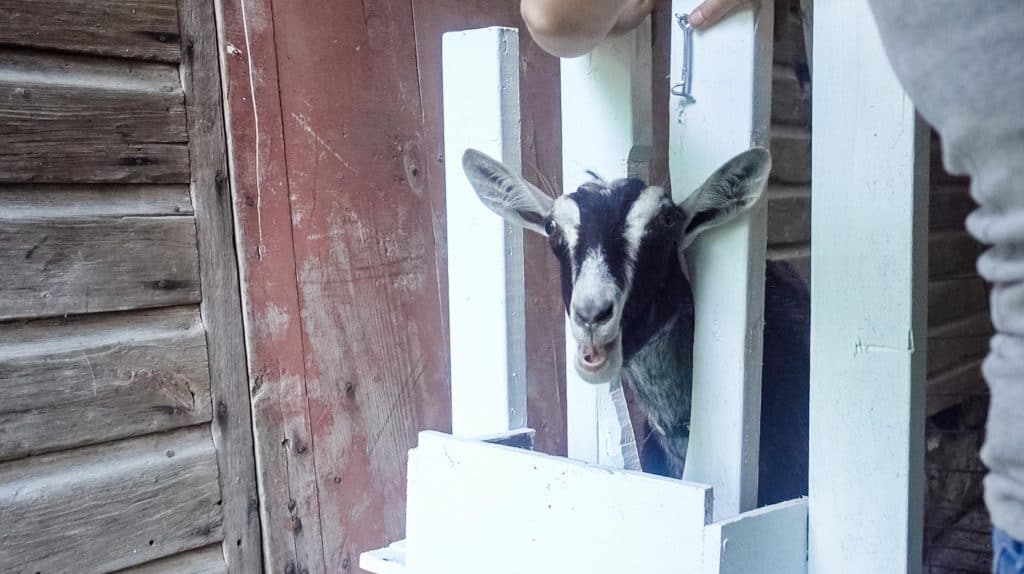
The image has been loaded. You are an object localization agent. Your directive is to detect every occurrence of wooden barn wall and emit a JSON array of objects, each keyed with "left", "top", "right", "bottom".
[
  {"left": 216, "top": 1, "right": 565, "bottom": 571},
  {"left": 0, "top": 0, "right": 260, "bottom": 572}
]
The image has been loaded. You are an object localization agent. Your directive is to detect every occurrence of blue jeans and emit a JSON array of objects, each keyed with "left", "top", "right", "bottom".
[{"left": 994, "top": 528, "right": 1024, "bottom": 574}]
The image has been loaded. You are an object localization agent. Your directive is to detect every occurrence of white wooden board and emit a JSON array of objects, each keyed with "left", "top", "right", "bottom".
[
  {"left": 670, "top": 0, "right": 774, "bottom": 519},
  {"left": 560, "top": 18, "right": 651, "bottom": 471},
  {"left": 405, "top": 431, "right": 711, "bottom": 574},
  {"left": 703, "top": 498, "right": 808, "bottom": 574},
  {"left": 443, "top": 27, "right": 528, "bottom": 436},
  {"left": 808, "top": 2, "right": 928, "bottom": 572}
]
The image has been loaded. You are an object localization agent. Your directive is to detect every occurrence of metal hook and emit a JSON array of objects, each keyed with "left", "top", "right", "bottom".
[{"left": 670, "top": 13, "right": 696, "bottom": 106}]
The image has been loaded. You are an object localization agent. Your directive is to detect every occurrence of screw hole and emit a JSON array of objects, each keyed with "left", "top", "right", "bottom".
[
  {"left": 148, "top": 540, "right": 155, "bottom": 546},
  {"left": 236, "top": 539, "right": 242, "bottom": 547}
]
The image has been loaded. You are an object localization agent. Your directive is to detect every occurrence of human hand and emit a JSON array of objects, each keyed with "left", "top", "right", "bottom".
[{"left": 688, "top": 0, "right": 749, "bottom": 29}]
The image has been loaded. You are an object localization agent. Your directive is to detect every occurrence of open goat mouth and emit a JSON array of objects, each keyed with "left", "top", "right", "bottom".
[{"left": 576, "top": 335, "right": 620, "bottom": 376}]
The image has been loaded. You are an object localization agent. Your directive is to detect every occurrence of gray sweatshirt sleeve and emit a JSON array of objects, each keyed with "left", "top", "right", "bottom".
[{"left": 867, "top": 0, "right": 1024, "bottom": 541}]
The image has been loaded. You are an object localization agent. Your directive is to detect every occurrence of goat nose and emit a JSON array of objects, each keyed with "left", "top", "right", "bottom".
[{"left": 574, "top": 301, "right": 614, "bottom": 327}]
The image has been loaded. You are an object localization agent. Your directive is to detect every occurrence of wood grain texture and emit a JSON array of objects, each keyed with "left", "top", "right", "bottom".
[
  {"left": 218, "top": 1, "right": 565, "bottom": 571},
  {"left": 0, "top": 141, "right": 191, "bottom": 183},
  {"left": 215, "top": 0, "right": 327, "bottom": 570},
  {"left": 178, "top": 0, "right": 263, "bottom": 570},
  {"left": 0, "top": 427, "right": 223, "bottom": 572},
  {"left": 116, "top": 545, "right": 227, "bottom": 574},
  {"left": 0, "top": 50, "right": 187, "bottom": 145},
  {"left": 0, "top": 51, "right": 190, "bottom": 183},
  {"left": 0, "top": 216, "right": 200, "bottom": 320},
  {"left": 0, "top": 184, "right": 193, "bottom": 217},
  {"left": 0, "top": 0, "right": 182, "bottom": 62},
  {"left": 0, "top": 307, "right": 211, "bottom": 461}
]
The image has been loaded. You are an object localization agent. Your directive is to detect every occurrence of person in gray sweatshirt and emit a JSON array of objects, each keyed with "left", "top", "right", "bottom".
[{"left": 520, "top": 0, "right": 1024, "bottom": 570}]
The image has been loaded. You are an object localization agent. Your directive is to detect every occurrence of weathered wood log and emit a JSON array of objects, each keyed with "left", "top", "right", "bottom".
[
  {"left": 0, "top": 216, "right": 201, "bottom": 320},
  {"left": 115, "top": 545, "right": 227, "bottom": 574},
  {"left": 0, "top": 427, "right": 224, "bottom": 572},
  {"left": 0, "top": 51, "right": 187, "bottom": 146},
  {"left": 0, "top": 0, "right": 182, "bottom": 62},
  {"left": 0, "top": 184, "right": 193, "bottom": 217},
  {"left": 0, "top": 306, "right": 212, "bottom": 461}
]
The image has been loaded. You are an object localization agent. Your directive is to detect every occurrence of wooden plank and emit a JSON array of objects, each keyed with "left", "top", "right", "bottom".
[
  {"left": 769, "top": 125, "right": 811, "bottom": 184},
  {"left": 405, "top": 431, "right": 712, "bottom": 573},
  {"left": 0, "top": 184, "right": 193, "bottom": 217},
  {"left": 767, "top": 184, "right": 811, "bottom": 244},
  {"left": 214, "top": 0, "right": 327, "bottom": 570},
  {"left": 178, "top": 0, "right": 263, "bottom": 571},
  {"left": 702, "top": 499, "right": 808, "bottom": 574},
  {"left": 809, "top": 1, "right": 928, "bottom": 571},
  {"left": 0, "top": 50, "right": 187, "bottom": 145},
  {"left": 929, "top": 230, "right": 984, "bottom": 280},
  {"left": 0, "top": 0, "right": 182, "bottom": 62},
  {"left": 670, "top": 0, "right": 774, "bottom": 519},
  {"left": 218, "top": 1, "right": 566, "bottom": 570},
  {"left": 927, "top": 313, "right": 992, "bottom": 377},
  {"left": 0, "top": 306, "right": 212, "bottom": 461},
  {"left": 0, "top": 141, "right": 191, "bottom": 184},
  {"left": 117, "top": 545, "right": 227, "bottom": 574},
  {"left": 443, "top": 27, "right": 527, "bottom": 436},
  {"left": 0, "top": 216, "right": 200, "bottom": 320},
  {"left": 0, "top": 427, "right": 224, "bottom": 572},
  {"left": 561, "top": 15, "right": 651, "bottom": 471}
]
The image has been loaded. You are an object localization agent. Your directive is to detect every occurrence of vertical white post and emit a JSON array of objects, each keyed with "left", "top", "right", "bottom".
[
  {"left": 670, "top": 0, "right": 773, "bottom": 520},
  {"left": 809, "top": 2, "right": 927, "bottom": 572},
  {"left": 560, "top": 20, "right": 652, "bottom": 470},
  {"left": 443, "top": 27, "right": 528, "bottom": 437}
]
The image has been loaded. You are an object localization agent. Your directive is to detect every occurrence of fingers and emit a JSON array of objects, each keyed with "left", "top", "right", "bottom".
[{"left": 689, "top": 0, "right": 747, "bottom": 29}]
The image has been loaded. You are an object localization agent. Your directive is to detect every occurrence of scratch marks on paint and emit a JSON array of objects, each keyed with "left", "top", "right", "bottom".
[
  {"left": 291, "top": 113, "right": 359, "bottom": 174},
  {"left": 853, "top": 330, "right": 915, "bottom": 357}
]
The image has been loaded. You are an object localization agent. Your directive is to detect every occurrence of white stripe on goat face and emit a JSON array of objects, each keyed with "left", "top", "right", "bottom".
[
  {"left": 622, "top": 185, "right": 669, "bottom": 285},
  {"left": 569, "top": 248, "right": 621, "bottom": 342},
  {"left": 551, "top": 196, "right": 581, "bottom": 270}
]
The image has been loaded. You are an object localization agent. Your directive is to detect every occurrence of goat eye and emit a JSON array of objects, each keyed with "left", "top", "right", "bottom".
[
  {"left": 659, "top": 209, "right": 679, "bottom": 227},
  {"left": 544, "top": 218, "right": 559, "bottom": 237}
]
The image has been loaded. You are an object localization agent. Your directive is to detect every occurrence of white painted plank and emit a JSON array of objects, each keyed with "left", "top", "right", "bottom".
[
  {"left": 702, "top": 499, "right": 808, "bottom": 574},
  {"left": 560, "top": 18, "right": 651, "bottom": 471},
  {"left": 670, "top": 0, "right": 774, "bottom": 519},
  {"left": 405, "top": 431, "right": 711, "bottom": 574},
  {"left": 808, "top": 2, "right": 928, "bottom": 572},
  {"left": 360, "top": 540, "right": 407, "bottom": 574},
  {"left": 443, "top": 27, "right": 528, "bottom": 436}
]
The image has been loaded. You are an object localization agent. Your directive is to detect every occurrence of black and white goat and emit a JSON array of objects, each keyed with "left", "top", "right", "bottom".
[{"left": 462, "top": 147, "right": 810, "bottom": 506}]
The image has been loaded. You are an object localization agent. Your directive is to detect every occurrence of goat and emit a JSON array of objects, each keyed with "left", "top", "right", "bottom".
[{"left": 462, "top": 147, "right": 809, "bottom": 506}]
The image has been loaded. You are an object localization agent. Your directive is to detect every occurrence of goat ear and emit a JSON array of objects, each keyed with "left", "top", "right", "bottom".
[
  {"left": 678, "top": 147, "right": 771, "bottom": 249},
  {"left": 462, "top": 148, "right": 554, "bottom": 235}
]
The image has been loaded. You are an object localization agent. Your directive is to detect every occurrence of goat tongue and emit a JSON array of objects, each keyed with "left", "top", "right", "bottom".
[{"left": 580, "top": 343, "right": 608, "bottom": 371}]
